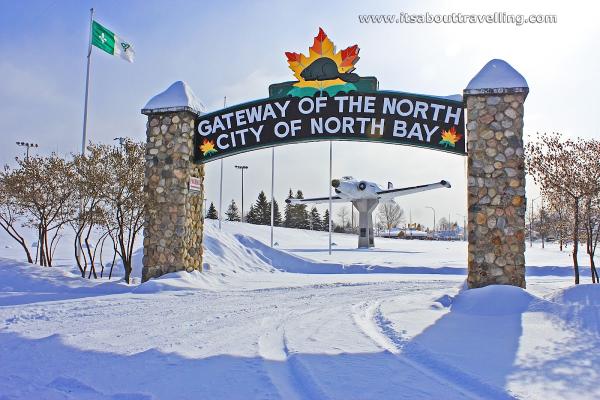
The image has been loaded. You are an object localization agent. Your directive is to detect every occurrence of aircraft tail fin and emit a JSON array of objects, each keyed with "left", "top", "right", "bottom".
[{"left": 388, "top": 182, "right": 393, "bottom": 189}]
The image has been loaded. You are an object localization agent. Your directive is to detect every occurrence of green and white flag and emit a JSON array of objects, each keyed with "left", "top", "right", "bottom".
[{"left": 91, "top": 20, "right": 135, "bottom": 63}]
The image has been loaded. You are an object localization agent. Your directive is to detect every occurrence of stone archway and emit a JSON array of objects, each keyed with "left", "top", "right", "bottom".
[{"left": 140, "top": 59, "right": 528, "bottom": 289}]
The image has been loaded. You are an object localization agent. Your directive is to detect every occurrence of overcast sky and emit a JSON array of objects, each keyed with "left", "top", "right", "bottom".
[{"left": 2, "top": 0, "right": 599, "bottom": 228}]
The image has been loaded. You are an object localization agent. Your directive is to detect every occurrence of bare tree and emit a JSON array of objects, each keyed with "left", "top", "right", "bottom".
[
  {"left": 544, "top": 189, "right": 571, "bottom": 251},
  {"left": 337, "top": 206, "right": 349, "bottom": 231},
  {"left": 0, "top": 169, "right": 33, "bottom": 263},
  {"left": 102, "top": 142, "right": 146, "bottom": 283},
  {"left": 3, "top": 155, "right": 75, "bottom": 267},
  {"left": 583, "top": 195, "right": 600, "bottom": 283},
  {"left": 527, "top": 133, "right": 600, "bottom": 284},
  {"left": 71, "top": 143, "right": 113, "bottom": 278},
  {"left": 377, "top": 201, "right": 404, "bottom": 236}
]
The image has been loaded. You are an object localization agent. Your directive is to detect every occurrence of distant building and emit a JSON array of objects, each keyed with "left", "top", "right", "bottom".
[
  {"left": 400, "top": 229, "right": 428, "bottom": 240},
  {"left": 379, "top": 228, "right": 402, "bottom": 238},
  {"left": 378, "top": 227, "right": 464, "bottom": 241},
  {"left": 433, "top": 228, "right": 464, "bottom": 241}
]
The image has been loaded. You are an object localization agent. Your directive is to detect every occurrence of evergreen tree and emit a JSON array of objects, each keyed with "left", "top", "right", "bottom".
[
  {"left": 246, "top": 204, "right": 257, "bottom": 224},
  {"left": 322, "top": 209, "right": 331, "bottom": 231},
  {"left": 266, "top": 199, "right": 283, "bottom": 226},
  {"left": 294, "top": 190, "right": 310, "bottom": 229},
  {"left": 272, "top": 199, "right": 282, "bottom": 226},
  {"left": 284, "top": 189, "right": 294, "bottom": 227},
  {"left": 206, "top": 202, "right": 218, "bottom": 219},
  {"left": 253, "top": 191, "right": 271, "bottom": 225},
  {"left": 225, "top": 199, "right": 240, "bottom": 221},
  {"left": 309, "top": 206, "right": 322, "bottom": 230}
]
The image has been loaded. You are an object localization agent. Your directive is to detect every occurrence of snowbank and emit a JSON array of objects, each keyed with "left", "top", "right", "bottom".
[
  {"left": 550, "top": 284, "right": 600, "bottom": 306},
  {"left": 0, "top": 258, "right": 131, "bottom": 306},
  {"left": 451, "top": 285, "right": 537, "bottom": 316}
]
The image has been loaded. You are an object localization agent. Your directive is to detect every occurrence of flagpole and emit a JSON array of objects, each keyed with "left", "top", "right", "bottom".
[
  {"left": 77, "top": 8, "right": 93, "bottom": 265},
  {"left": 328, "top": 140, "right": 332, "bottom": 255},
  {"left": 218, "top": 96, "right": 226, "bottom": 230},
  {"left": 81, "top": 8, "right": 94, "bottom": 155}
]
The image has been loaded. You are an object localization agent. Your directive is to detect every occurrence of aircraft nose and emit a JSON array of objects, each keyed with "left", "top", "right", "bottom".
[{"left": 331, "top": 179, "right": 340, "bottom": 188}]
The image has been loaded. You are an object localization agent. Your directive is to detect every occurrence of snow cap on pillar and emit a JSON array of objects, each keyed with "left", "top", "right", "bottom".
[
  {"left": 141, "top": 81, "right": 206, "bottom": 115},
  {"left": 464, "top": 59, "right": 528, "bottom": 96}
]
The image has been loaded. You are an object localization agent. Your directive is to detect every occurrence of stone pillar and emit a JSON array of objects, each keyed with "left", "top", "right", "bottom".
[
  {"left": 464, "top": 60, "right": 529, "bottom": 288},
  {"left": 141, "top": 81, "right": 206, "bottom": 282}
]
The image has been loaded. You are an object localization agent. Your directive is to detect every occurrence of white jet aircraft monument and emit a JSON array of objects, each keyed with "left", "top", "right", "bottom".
[{"left": 286, "top": 176, "right": 451, "bottom": 248}]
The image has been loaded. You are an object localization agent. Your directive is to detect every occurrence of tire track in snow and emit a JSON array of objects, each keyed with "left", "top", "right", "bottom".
[
  {"left": 258, "top": 308, "right": 331, "bottom": 400},
  {"left": 355, "top": 296, "right": 520, "bottom": 400}
]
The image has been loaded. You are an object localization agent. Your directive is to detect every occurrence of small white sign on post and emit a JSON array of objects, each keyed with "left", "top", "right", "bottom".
[{"left": 189, "top": 177, "right": 202, "bottom": 192}]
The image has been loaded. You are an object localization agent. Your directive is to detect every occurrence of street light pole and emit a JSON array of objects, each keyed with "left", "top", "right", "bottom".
[
  {"left": 15, "top": 142, "right": 39, "bottom": 161},
  {"left": 530, "top": 196, "right": 541, "bottom": 248},
  {"left": 113, "top": 137, "right": 129, "bottom": 153},
  {"left": 235, "top": 165, "right": 248, "bottom": 222},
  {"left": 425, "top": 206, "right": 436, "bottom": 240},
  {"left": 328, "top": 141, "right": 332, "bottom": 255},
  {"left": 219, "top": 96, "right": 227, "bottom": 230},
  {"left": 456, "top": 213, "right": 467, "bottom": 241},
  {"left": 540, "top": 199, "right": 545, "bottom": 249},
  {"left": 270, "top": 147, "right": 275, "bottom": 247}
]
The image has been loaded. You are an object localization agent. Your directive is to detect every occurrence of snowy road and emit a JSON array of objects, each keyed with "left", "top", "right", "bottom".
[
  {"left": 1, "top": 278, "right": 484, "bottom": 399},
  {"left": 1, "top": 222, "right": 598, "bottom": 399}
]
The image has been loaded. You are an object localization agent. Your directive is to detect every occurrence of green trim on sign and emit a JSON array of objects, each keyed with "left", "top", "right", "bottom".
[
  {"left": 286, "top": 83, "right": 358, "bottom": 97},
  {"left": 268, "top": 77, "right": 379, "bottom": 98}
]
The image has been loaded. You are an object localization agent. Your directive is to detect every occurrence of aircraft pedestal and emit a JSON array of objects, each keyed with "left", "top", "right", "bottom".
[{"left": 354, "top": 199, "right": 378, "bottom": 248}]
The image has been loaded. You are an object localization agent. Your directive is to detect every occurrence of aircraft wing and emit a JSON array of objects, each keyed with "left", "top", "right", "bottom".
[
  {"left": 285, "top": 195, "right": 346, "bottom": 205},
  {"left": 377, "top": 180, "right": 451, "bottom": 200}
]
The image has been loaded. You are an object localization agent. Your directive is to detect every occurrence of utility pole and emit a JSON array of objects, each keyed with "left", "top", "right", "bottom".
[
  {"left": 456, "top": 213, "right": 467, "bottom": 241},
  {"left": 425, "top": 206, "right": 436, "bottom": 240},
  {"left": 530, "top": 196, "right": 540, "bottom": 248},
  {"left": 15, "top": 142, "right": 39, "bottom": 161},
  {"left": 540, "top": 200, "right": 545, "bottom": 249},
  {"left": 270, "top": 147, "right": 275, "bottom": 247},
  {"left": 530, "top": 201, "right": 533, "bottom": 247},
  {"left": 235, "top": 165, "right": 248, "bottom": 222},
  {"left": 328, "top": 141, "right": 332, "bottom": 255},
  {"left": 113, "top": 137, "right": 129, "bottom": 151},
  {"left": 219, "top": 96, "right": 226, "bottom": 230}
]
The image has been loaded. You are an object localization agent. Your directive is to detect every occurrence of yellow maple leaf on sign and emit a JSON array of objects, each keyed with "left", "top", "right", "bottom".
[
  {"left": 285, "top": 28, "right": 360, "bottom": 89},
  {"left": 439, "top": 126, "right": 462, "bottom": 148},
  {"left": 200, "top": 139, "right": 217, "bottom": 156}
]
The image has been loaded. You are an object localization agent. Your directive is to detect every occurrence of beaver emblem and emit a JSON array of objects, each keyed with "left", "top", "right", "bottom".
[{"left": 300, "top": 57, "right": 360, "bottom": 83}]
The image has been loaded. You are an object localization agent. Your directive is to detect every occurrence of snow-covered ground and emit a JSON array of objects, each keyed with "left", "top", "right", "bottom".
[{"left": 1, "top": 221, "right": 599, "bottom": 399}]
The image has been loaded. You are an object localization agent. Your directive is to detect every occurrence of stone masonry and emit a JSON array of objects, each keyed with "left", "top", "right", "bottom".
[
  {"left": 464, "top": 60, "right": 528, "bottom": 288},
  {"left": 141, "top": 110, "right": 204, "bottom": 282}
]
